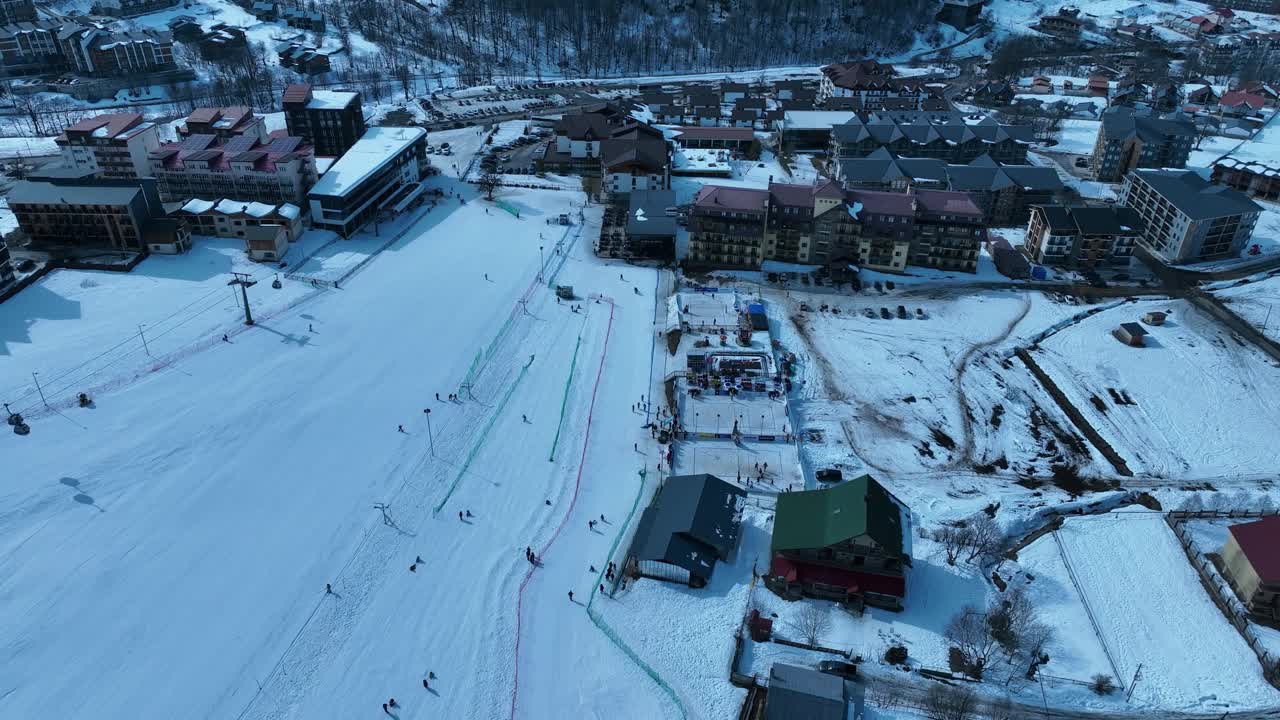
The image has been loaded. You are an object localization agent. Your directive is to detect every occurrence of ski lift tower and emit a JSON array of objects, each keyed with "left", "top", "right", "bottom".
[{"left": 228, "top": 272, "right": 258, "bottom": 325}]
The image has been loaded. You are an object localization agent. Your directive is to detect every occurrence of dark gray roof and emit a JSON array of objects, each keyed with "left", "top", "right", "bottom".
[
  {"left": 629, "top": 474, "right": 745, "bottom": 581},
  {"left": 1131, "top": 170, "right": 1262, "bottom": 220},
  {"left": 626, "top": 190, "right": 677, "bottom": 238},
  {"left": 555, "top": 112, "right": 612, "bottom": 140},
  {"left": 1120, "top": 322, "right": 1147, "bottom": 336},
  {"left": 1101, "top": 106, "right": 1195, "bottom": 142},
  {"left": 7, "top": 180, "right": 141, "bottom": 207},
  {"left": 839, "top": 156, "right": 1061, "bottom": 192},
  {"left": 766, "top": 664, "right": 847, "bottom": 720},
  {"left": 1034, "top": 205, "right": 1144, "bottom": 235}
]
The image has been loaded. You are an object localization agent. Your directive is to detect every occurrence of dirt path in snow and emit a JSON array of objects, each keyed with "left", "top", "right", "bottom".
[{"left": 952, "top": 296, "right": 1032, "bottom": 467}]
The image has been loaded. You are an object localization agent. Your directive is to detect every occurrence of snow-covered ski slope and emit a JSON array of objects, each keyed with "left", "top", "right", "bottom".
[{"left": 0, "top": 180, "right": 670, "bottom": 718}]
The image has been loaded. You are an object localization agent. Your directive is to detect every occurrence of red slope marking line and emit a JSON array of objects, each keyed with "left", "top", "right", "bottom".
[{"left": 508, "top": 300, "right": 615, "bottom": 720}]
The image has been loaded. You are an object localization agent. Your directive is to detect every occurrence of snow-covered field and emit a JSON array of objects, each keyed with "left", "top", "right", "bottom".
[
  {"left": 1050, "top": 119, "right": 1100, "bottom": 156},
  {"left": 1213, "top": 270, "right": 1280, "bottom": 344},
  {"left": 766, "top": 287, "right": 1111, "bottom": 482},
  {"left": 0, "top": 172, "right": 675, "bottom": 719},
  {"left": 1031, "top": 297, "right": 1280, "bottom": 480},
  {"left": 1014, "top": 513, "right": 1280, "bottom": 710}
]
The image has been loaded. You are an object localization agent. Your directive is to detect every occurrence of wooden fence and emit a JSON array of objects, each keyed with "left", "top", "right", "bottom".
[{"left": 1166, "top": 512, "right": 1280, "bottom": 688}]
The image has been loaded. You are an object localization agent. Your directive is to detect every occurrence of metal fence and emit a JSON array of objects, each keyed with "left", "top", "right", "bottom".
[{"left": 1166, "top": 512, "right": 1279, "bottom": 687}]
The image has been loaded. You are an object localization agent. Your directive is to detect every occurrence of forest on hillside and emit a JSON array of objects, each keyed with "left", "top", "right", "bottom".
[{"left": 338, "top": 0, "right": 945, "bottom": 80}]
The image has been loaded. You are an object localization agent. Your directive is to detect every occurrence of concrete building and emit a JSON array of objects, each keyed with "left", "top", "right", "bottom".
[
  {"left": 307, "top": 126, "right": 429, "bottom": 237},
  {"left": 819, "top": 59, "right": 930, "bottom": 108},
  {"left": 0, "top": 19, "right": 63, "bottom": 76},
  {"left": 1024, "top": 205, "right": 1143, "bottom": 269},
  {"left": 1119, "top": 169, "right": 1262, "bottom": 264},
  {"left": 837, "top": 150, "right": 1063, "bottom": 224},
  {"left": 0, "top": 0, "right": 35, "bottom": 24},
  {"left": 149, "top": 134, "right": 316, "bottom": 206},
  {"left": 601, "top": 124, "right": 669, "bottom": 196},
  {"left": 7, "top": 173, "right": 179, "bottom": 252},
  {"left": 1220, "top": 516, "right": 1280, "bottom": 624},
  {"left": 178, "top": 106, "right": 268, "bottom": 142},
  {"left": 55, "top": 112, "right": 159, "bottom": 179},
  {"left": 1212, "top": 157, "right": 1280, "bottom": 201},
  {"left": 282, "top": 83, "right": 366, "bottom": 158},
  {"left": 173, "top": 197, "right": 303, "bottom": 243},
  {"left": 689, "top": 179, "right": 987, "bottom": 273},
  {"left": 623, "top": 189, "right": 677, "bottom": 260},
  {"left": 1091, "top": 107, "right": 1195, "bottom": 182},
  {"left": 829, "top": 111, "right": 1034, "bottom": 165},
  {"left": 58, "top": 24, "right": 175, "bottom": 77}
]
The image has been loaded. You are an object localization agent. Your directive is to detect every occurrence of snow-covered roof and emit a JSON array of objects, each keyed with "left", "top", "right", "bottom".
[
  {"left": 181, "top": 197, "right": 216, "bottom": 214},
  {"left": 782, "top": 111, "right": 857, "bottom": 130},
  {"left": 308, "top": 90, "right": 358, "bottom": 111},
  {"left": 309, "top": 127, "right": 427, "bottom": 198},
  {"left": 277, "top": 203, "right": 300, "bottom": 220},
  {"left": 244, "top": 202, "right": 277, "bottom": 218},
  {"left": 214, "top": 199, "right": 251, "bottom": 214}
]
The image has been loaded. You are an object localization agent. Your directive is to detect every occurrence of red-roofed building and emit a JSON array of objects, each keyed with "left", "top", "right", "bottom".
[
  {"left": 178, "top": 106, "right": 268, "bottom": 142},
  {"left": 687, "top": 178, "right": 987, "bottom": 272},
  {"left": 147, "top": 134, "right": 316, "bottom": 205},
  {"left": 55, "top": 112, "right": 159, "bottom": 179},
  {"left": 1220, "top": 516, "right": 1280, "bottom": 622},
  {"left": 1219, "top": 91, "right": 1267, "bottom": 117},
  {"left": 819, "top": 59, "right": 929, "bottom": 109}
]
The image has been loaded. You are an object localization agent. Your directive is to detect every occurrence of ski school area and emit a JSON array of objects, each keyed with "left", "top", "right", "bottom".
[{"left": 0, "top": 173, "right": 682, "bottom": 719}]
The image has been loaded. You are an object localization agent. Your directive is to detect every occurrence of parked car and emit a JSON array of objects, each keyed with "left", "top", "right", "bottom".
[
  {"left": 880, "top": 307, "right": 892, "bottom": 319},
  {"left": 896, "top": 305, "right": 907, "bottom": 319},
  {"left": 817, "top": 660, "right": 858, "bottom": 679}
]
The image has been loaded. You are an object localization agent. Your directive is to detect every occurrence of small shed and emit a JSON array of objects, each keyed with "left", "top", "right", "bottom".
[
  {"left": 1142, "top": 311, "right": 1167, "bottom": 326},
  {"left": 628, "top": 474, "right": 746, "bottom": 587},
  {"left": 1115, "top": 322, "right": 1148, "bottom": 347}
]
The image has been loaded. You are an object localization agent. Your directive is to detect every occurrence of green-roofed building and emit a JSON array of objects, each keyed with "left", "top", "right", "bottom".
[{"left": 766, "top": 474, "right": 912, "bottom": 611}]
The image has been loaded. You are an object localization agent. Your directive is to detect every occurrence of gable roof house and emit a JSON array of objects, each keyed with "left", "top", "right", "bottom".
[
  {"left": 765, "top": 664, "right": 849, "bottom": 720},
  {"left": 766, "top": 475, "right": 912, "bottom": 611},
  {"left": 1220, "top": 516, "right": 1280, "bottom": 623},
  {"left": 627, "top": 474, "right": 746, "bottom": 587}
]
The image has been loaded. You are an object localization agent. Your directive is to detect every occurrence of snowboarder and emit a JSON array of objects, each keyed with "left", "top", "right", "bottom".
[
  {"left": 484, "top": 273, "right": 489, "bottom": 281},
  {"left": 634, "top": 442, "right": 638, "bottom": 452},
  {"left": 325, "top": 583, "right": 332, "bottom": 594},
  {"left": 398, "top": 425, "right": 405, "bottom": 433},
  {"left": 389, "top": 698, "right": 398, "bottom": 708},
  {"left": 436, "top": 393, "right": 440, "bottom": 402},
  {"left": 416, "top": 555, "right": 423, "bottom": 564},
  {"left": 429, "top": 672, "right": 436, "bottom": 680},
  {"left": 599, "top": 584, "right": 605, "bottom": 594},
  {"left": 600, "top": 514, "right": 606, "bottom": 523},
  {"left": 619, "top": 273, "right": 624, "bottom": 280},
  {"left": 590, "top": 565, "right": 597, "bottom": 573},
  {"left": 423, "top": 679, "right": 430, "bottom": 690},
  {"left": 522, "top": 414, "right": 527, "bottom": 423},
  {"left": 545, "top": 499, "right": 551, "bottom": 506},
  {"left": 568, "top": 590, "right": 574, "bottom": 602},
  {"left": 383, "top": 703, "right": 390, "bottom": 714},
  {"left": 466, "top": 510, "right": 473, "bottom": 518},
  {"left": 410, "top": 563, "right": 417, "bottom": 572},
  {"left": 222, "top": 334, "right": 229, "bottom": 342},
  {"left": 588, "top": 520, "right": 596, "bottom": 530},
  {"left": 308, "top": 323, "right": 313, "bottom": 332},
  {"left": 634, "top": 287, "right": 640, "bottom": 295},
  {"left": 459, "top": 511, "right": 464, "bottom": 521}
]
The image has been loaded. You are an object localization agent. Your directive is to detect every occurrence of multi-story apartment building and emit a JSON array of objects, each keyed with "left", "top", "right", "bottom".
[
  {"left": 1024, "top": 205, "right": 1143, "bottom": 268},
  {"left": 1212, "top": 156, "right": 1280, "bottom": 201},
  {"left": 1090, "top": 106, "right": 1195, "bottom": 182},
  {"left": 148, "top": 134, "right": 316, "bottom": 206},
  {"left": 60, "top": 25, "right": 174, "bottom": 77},
  {"left": 819, "top": 60, "right": 929, "bottom": 108},
  {"left": 601, "top": 124, "right": 669, "bottom": 196},
  {"left": 308, "top": 126, "right": 429, "bottom": 237},
  {"left": 688, "top": 185, "right": 770, "bottom": 268},
  {"left": 96, "top": 0, "right": 179, "bottom": 17},
  {"left": 7, "top": 173, "right": 180, "bottom": 251},
  {"left": 178, "top": 106, "right": 268, "bottom": 142},
  {"left": 282, "top": 83, "right": 366, "bottom": 157},
  {"left": 1120, "top": 169, "right": 1262, "bottom": 264},
  {"left": 838, "top": 149, "right": 1064, "bottom": 225},
  {"left": 689, "top": 179, "right": 987, "bottom": 273},
  {"left": 0, "top": 0, "right": 35, "bottom": 25},
  {"left": 0, "top": 241, "right": 14, "bottom": 287},
  {"left": 55, "top": 113, "right": 159, "bottom": 179},
  {"left": 828, "top": 111, "right": 1034, "bottom": 166},
  {"left": 0, "top": 19, "right": 65, "bottom": 75}
]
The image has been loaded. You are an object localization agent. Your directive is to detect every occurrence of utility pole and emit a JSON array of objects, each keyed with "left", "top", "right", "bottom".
[
  {"left": 424, "top": 408, "right": 435, "bottom": 457},
  {"left": 228, "top": 273, "right": 257, "bottom": 326},
  {"left": 32, "top": 371, "right": 47, "bottom": 408},
  {"left": 138, "top": 324, "right": 150, "bottom": 356},
  {"left": 538, "top": 245, "right": 544, "bottom": 282},
  {"left": 1126, "top": 663, "right": 1143, "bottom": 702}
]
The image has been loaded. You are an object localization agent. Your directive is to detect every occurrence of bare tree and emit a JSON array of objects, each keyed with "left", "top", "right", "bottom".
[
  {"left": 923, "top": 684, "right": 978, "bottom": 720},
  {"left": 963, "top": 513, "right": 1004, "bottom": 564},
  {"left": 945, "top": 605, "right": 999, "bottom": 673},
  {"left": 787, "top": 603, "right": 833, "bottom": 647},
  {"left": 988, "top": 587, "right": 1036, "bottom": 655},
  {"left": 934, "top": 524, "right": 974, "bottom": 566},
  {"left": 477, "top": 170, "right": 500, "bottom": 200}
]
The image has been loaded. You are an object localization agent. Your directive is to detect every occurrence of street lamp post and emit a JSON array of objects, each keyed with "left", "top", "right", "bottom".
[
  {"left": 538, "top": 245, "right": 545, "bottom": 282},
  {"left": 32, "top": 371, "right": 47, "bottom": 408},
  {"left": 424, "top": 408, "right": 435, "bottom": 457}
]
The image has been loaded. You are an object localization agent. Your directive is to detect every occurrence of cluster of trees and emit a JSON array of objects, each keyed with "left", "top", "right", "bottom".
[
  {"left": 932, "top": 513, "right": 1005, "bottom": 567},
  {"left": 944, "top": 587, "right": 1053, "bottom": 683},
  {"left": 332, "top": 0, "right": 944, "bottom": 80}
]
